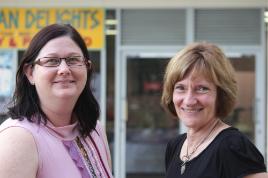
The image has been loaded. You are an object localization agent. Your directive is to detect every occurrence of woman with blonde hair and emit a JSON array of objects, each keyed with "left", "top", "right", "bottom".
[{"left": 162, "top": 42, "right": 267, "bottom": 178}]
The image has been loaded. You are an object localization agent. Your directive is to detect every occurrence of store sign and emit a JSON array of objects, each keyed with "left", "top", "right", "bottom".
[{"left": 0, "top": 8, "right": 104, "bottom": 49}]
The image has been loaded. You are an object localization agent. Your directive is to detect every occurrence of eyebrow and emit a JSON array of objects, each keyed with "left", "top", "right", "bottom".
[{"left": 43, "top": 52, "right": 82, "bottom": 56}]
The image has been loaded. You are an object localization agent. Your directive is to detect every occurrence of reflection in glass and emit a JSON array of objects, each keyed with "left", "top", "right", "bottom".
[
  {"left": 126, "top": 57, "right": 178, "bottom": 177},
  {"left": 226, "top": 55, "right": 255, "bottom": 142}
]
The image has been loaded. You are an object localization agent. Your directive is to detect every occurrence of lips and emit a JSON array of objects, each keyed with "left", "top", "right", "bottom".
[
  {"left": 53, "top": 80, "right": 75, "bottom": 84},
  {"left": 181, "top": 107, "right": 203, "bottom": 113}
]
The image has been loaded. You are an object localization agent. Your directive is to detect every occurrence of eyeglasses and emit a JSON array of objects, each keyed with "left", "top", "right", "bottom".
[{"left": 32, "top": 56, "right": 91, "bottom": 68}]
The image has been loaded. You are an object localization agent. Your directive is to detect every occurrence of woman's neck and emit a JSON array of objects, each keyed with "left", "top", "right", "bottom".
[
  {"left": 47, "top": 113, "right": 73, "bottom": 127},
  {"left": 40, "top": 102, "right": 75, "bottom": 127},
  {"left": 186, "top": 119, "right": 219, "bottom": 147}
]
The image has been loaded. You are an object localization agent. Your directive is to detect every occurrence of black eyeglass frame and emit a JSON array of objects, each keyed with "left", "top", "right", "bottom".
[{"left": 31, "top": 56, "right": 91, "bottom": 69}]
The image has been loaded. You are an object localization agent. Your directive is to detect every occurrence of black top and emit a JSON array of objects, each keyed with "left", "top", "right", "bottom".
[{"left": 165, "top": 127, "right": 266, "bottom": 178}]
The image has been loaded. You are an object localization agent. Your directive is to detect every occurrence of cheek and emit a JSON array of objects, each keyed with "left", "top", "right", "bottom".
[
  {"left": 202, "top": 95, "right": 217, "bottom": 111},
  {"left": 34, "top": 75, "right": 52, "bottom": 92},
  {"left": 76, "top": 71, "right": 88, "bottom": 88},
  {"left": 81, "top": 76, "right": 87, "bottom": 89},
  {"left": 80, "top": 70, "right": 88, "bottom": 80},
  {"left": 172, "top": 92, "right": 183, "bottom": 105},
  {"left": 32, "top": 70, "right": 53, "bottom": 86}
]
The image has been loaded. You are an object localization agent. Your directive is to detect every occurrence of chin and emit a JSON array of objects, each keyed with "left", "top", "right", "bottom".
[
  {"left": 181, "top": 118, "right": 200, "bottom": 127},
  {"left": 54, "top": 91, "right": 80, "bottom": 99}
]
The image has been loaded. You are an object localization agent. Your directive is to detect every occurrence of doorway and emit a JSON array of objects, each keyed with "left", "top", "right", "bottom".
[{"left": 125, "top": 56, "right": 177, "bottom": 178}]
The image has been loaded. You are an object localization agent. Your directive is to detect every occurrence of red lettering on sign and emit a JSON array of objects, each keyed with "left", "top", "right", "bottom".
[
  {"left": 0, "top": 37, "right": 4, "bottom": 46},
  {"left": 23, "top": 36, "right": 31, "bottom": 46},
  {"left": 9, "top": 38, "right": 17, "bottom": 47},
  {"left": 143, "top": 82, "right": 162, "bottom": 92},
  {"left": 83, "top": 37, "right": 92, "bottom": 47}
]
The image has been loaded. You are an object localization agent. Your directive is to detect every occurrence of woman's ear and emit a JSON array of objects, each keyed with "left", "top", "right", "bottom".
[{"left": 24, "top": 64, "right": 35, "bottom": 85}]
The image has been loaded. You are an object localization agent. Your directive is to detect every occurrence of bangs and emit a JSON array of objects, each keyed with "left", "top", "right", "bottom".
[{"left": 182, "top": 58, "right": 214, "bottom": 82}]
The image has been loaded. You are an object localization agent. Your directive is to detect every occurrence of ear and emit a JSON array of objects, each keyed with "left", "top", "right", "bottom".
[{"left": 24, "top": 64, "right": 35, "bottom": 85}]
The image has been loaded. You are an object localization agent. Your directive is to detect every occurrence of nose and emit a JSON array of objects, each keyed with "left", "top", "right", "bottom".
[
  {"left": 57, "top": 60, "right": 71, "bottom": 75},
  {"left": 184, "top": 89, "right": 197, "bottom": 106}
]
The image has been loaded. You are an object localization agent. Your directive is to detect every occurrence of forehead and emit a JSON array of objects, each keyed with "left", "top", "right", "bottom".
[
  {"left": 180, "top": 70, "right": 215, "bottom": 86},
  {"left": 38, "top": 36, "right": 83, "bottom": 56}
]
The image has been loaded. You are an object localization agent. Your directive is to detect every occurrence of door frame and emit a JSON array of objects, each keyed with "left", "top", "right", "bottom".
[
  {"left": 222, "top": 45, "right": 266, "bottom": 154},
  {"left": 114, "top": 46, "right": 180, "bottom": 178}
]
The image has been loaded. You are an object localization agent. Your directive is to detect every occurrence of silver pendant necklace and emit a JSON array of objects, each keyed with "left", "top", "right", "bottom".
[
  {"left": 180, "top": 156, "right": 189, "bottom": 174},
  {"left": 180, "top": 119, "right": 219, "bottom": 175}
]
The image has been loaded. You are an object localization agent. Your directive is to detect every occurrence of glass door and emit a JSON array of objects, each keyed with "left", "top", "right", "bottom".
[{"left": 125, "top": 56, "right": 178, "bottom": 178}]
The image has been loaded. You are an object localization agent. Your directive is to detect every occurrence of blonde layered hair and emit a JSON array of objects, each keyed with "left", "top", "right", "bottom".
[{"left": 161, "top": 42, "right": 237, "bottom": 119}]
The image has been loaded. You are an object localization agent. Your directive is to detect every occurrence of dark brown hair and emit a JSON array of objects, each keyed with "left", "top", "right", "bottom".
[{"left": 8, "top": 24, "right": 99, "bottom": 137}]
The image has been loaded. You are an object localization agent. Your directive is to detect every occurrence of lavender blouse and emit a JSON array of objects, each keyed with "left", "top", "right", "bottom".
[{"left": 0, "top": 118, "right": 113, "bottom": 178}]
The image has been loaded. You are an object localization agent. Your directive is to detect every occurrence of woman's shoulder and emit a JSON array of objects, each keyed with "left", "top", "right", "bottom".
[
  {"left": 1, "top": 117, "right": 20, "bottom": 127},
  {"left": 216, "top": 127, "right": 259, "bottom": 152},
  {"left": 91, "top": 120, "right": 104, "bottom": 137},
  {"left": 217, "top": 127, "right": 265, "bottom": 165},
  {"left": 94, "top": 120, "right": 102, "bottom": 131},
  {"left": 166, "top": 133, "right": 186, "bottom": 150},
  {"left": 216, "top": 127, "right": 254, "bottom": 145},
  {"left": 0, "top": 123, "right": 38, "bottom": 178},
  {"left": 0, "top": 124, "right": 36, "bottom": 147},
  {"left": 89, "top": 120, "right": 108, "bottom": 146},
  {"left": 165, "top": 134, "right": 186, "bottom": 169},
  {"left": 0, "top": 118, "right": 38, "bottom": 148},
  {"left": 0, "top": 117, "right": 39, "bottom": 132},
  {"left": 214, "top": 127, "right": 266, "bottom": 175},
  {"left": 165, "top": 133, "right": 186, "bottom": 155},
  {"left": 0, "top": 118, "right": 42, "bottom": 146}
]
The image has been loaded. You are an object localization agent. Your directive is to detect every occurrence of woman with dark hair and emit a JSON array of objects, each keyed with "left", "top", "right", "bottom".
[
  {"left": 0, "top": 24, "right": 113, "bottom": 178},
  {"left": 162, "top": 42, "right": 267, "bottom": 178}
]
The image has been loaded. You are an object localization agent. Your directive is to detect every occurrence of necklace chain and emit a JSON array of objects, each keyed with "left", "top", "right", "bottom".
[{"left": 180, "top": 119, "right": 219, "bottom": 174}]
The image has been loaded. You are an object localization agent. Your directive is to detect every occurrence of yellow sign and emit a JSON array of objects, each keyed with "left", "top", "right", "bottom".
[{"left": 0, "top": 8, "right": 104, "bottom": 49}]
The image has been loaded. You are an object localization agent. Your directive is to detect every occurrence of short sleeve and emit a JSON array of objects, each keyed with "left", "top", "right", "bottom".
[{"left": 218, "top": 133, "right": 266, "bottom": 177}]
